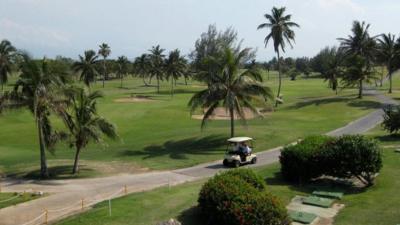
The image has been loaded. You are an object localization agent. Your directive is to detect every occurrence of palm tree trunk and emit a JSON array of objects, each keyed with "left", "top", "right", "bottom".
[
  {"left": 359, "top": 79, "right": 363, "bottom": 99},
  {"left": 143, "top": 76, "right": 148, "bottom": 86},
  {"left": 157, "top": 77, "right": 160, "bottom": 93},
  {"left": 275, "top": 50, "right": 282, "bottom": 107},
  {"left": 171, "top": 78, "right": 174, "bottom": 97},
  {"left": 389, "top": 72, "right": 392, "bottom": 94},
  {"left": 184, "top": 77, "right": 188, "bottom": 85},
  {"left": 72, "top": 146, "right": 81, "bottom": 174},
  {"left": 229, "top": 108, "right": 235, "bottom": 138},
  {"left": 120, "top": 76, "right": 123, "bottom": 88},
  {"left": 37, "top": 119, "right": 49, "bottom": 178},
  {"left": 102, "top": 59, "right": 106, "bottom": 88},
  {"left": 380, "top": 67, "right": 384, "bottom": 87}
]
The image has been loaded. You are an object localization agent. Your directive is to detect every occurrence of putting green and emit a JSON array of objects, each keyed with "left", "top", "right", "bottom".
[
  {"left": 312, "top": 191, "right": 343, "bottom": 200},
  {"left": 289, "top": 211, "right": 317, "bottom": 224},
  {"left": 302, "top": 196, "right": 334, "bottom": 208}
]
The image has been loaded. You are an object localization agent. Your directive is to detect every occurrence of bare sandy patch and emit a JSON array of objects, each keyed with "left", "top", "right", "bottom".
[
  {"left": 192, "top": 107, "right": 272, "bottom": 120},
  {"left": 114, "top": 95, "right": 156, "bottom": 103}
]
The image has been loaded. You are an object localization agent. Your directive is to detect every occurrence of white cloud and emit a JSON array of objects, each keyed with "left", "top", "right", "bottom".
[
  {"left": 0, "top": 18, "right": 70, "bottom": 48},
  {"left": 317, "top": 0, "right": 365, "bottom": 14}
]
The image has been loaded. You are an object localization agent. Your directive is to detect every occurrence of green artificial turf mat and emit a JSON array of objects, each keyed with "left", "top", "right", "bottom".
[
  {"left": 289, "top": 210, "right": 318, "bottom": 224},
  {"left": 312, "top": 191, "right": 343, "bottom": 200},
  {"left": 302, "top": 196, "right": 334, "bottom": 208}
]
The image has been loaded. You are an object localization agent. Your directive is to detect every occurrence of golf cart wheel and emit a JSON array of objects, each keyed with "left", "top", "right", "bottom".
[
  {"left": 223, "top": 159, "right": 229, "bottom": 167},
  {"left": 251, "top": 157, "right": 257, "bottom": 164},
  {"left": 233, "top": 160, "right": 240, "bottom": 168}
]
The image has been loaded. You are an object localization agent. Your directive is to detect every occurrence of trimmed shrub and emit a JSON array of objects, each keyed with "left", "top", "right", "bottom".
[
  {"left": 225, "top": 168, "right": 266, "bottom": 191},
  {"left": 280, "top": 135, "right": 333, "bottom": 182},
  {"left": 323, "top": 135, "right": 382, "bottom": 186},
  {"left": 198, "top": 169, "right": 289, "bottom": 225}
]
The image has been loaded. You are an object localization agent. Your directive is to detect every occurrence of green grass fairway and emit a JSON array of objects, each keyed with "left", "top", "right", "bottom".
[
  {"left": 0, "top": 193, "right": 40, "bottom": 209},
  {"left": 56, "top": 126, "right": 400, "bottom": 225},
  {"left": 0, "top": 72, "right": 381, "bottom": 176}
]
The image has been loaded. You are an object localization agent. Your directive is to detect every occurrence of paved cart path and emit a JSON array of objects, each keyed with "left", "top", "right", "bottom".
[{"left": 0, "top": 89, "right": 397, "bottom": 225}]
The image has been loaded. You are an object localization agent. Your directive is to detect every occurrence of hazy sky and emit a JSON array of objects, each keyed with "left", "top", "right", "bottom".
[{"left": 0, "top": 0, "right": 399, "bottom": 61}]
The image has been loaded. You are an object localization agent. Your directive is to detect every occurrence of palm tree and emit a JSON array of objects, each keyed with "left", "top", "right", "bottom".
[
  {"left": 341, "top": 55, "right": 377, "bottom": 98},
  {"left": 73, "top": 50, "right": 99, "bottom": 87},
  {"left": 0, "top": 40, "right": 17, "bottom": 91},
  {"left": 377, "top": 33, "right": 400, "bottom": 93},
  {"left": 61, "top": 87, "right": 117, "bottom": 174},
  {"left": 323, "top": 47, "right": 343, "bottom": 95},
  {"left": 338, "top": 21, "right": 377, "bottom": 98},
  {"left": 1, "top": 56, "right": 66, "bottom": 178},
  {"left": 116, "top": 56, "right": 130, "bottom": 88},
  {"left": 165, "top": 49, "right": 187, "bottom": 96},
  {"left": 134, "top": 54, "right": 151, "bottom": 86},
  {"left": 257, "top": 7, "right": 299, "bottom": 107},
  {"left": 98, "top": 43, "right": 111, "bottom": 88},
  {"left": 188, "top": 47, "right": 274, "bottom": 137},
  {"left": 148, "top": 45, "right": 165, "bottom": 93}
]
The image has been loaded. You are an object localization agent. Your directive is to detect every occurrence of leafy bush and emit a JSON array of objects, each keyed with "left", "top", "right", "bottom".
[
  {"left": 323, "top": 135, "right": 382, "bottom": 186},
  {"left": 280, "top": 135, "right": 382, "bottom": 187},
  {"left": 280, "top": 135, "right": 333, "bottom": 182},
  {"left": 225, "top": 168, "right": 266, "bottom": 191},
  {"left": 382, "top": 105, "right": 400, "bottom": 134},
  {"left": 198, "top": 169, "right": 289, "bottom": 225}
]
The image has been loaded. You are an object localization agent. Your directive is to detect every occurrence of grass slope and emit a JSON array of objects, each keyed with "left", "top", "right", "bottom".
[
  {"left": 0, "top": 72, "right": 380, "bottom": 176},
  {"left": 0, "top": 193, "right": 40, "bottom": 209}
]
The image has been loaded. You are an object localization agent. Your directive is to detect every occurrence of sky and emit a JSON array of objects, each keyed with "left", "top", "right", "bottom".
[{"left": 0, "top": 0, "right": 399, "bottom": 61}]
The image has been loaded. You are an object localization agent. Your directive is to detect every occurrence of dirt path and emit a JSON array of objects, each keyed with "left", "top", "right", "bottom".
[{"left": 0, "top": 89, "right": 396, "bottom": 225}]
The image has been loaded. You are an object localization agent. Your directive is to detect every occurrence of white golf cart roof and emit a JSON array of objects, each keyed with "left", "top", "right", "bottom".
[{"left": 227, "top": 137, "right": 253, "bottom": 143}]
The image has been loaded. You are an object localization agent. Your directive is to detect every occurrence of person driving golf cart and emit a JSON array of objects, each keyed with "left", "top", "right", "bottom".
[{"left": 223, "top": 137, "right": 257, "bottom": 167}]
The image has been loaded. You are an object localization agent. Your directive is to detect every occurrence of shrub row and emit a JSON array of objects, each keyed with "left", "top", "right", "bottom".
[
  {"left": 198, "top": 169, "right": 289, "bottom": 225},
  {"left": 280, "top": 135, "right": 382, "bottom": 186}
]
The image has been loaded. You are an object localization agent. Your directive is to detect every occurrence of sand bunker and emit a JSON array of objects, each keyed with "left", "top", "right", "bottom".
[
  {"left": 192, "top": 107, "right": 272, "bottom": 120},
  {"left": 114, "top": 95, "right": 155, "bottom": 103}
]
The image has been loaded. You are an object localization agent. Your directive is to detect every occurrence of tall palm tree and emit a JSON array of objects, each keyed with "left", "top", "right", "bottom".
[
  {"left": 338, "top": 21, "right": 377, "bottom": 98},
  {"left": 73, "top": 50, "right": 99, "bottom": 87},
  {"left": 61, "top": 87, "right": 117, "bottom": 174},
  {"left": 98, "top": 43, "right": 111, "bottom": 88},
  {"left": 148, "top": 45, "right": 165, "bottom": 93},
  {"left": 134, "top": 54, "right": 151, "bottom": 86},
  {"left": 257, "top": 7, "right": 299, "bottom": 107},
  {"left": 165, "top": 49, "right": 187, "bottom": 97},
  {"left": 188, "top": 47, "right": 274, "bottom": 137},
  {"left": 0, "top": 40, "right": 17, "bottom": 91},
  {"left": 377, "top": 33, "right": 400, "bottom": 93},
  {"left": 116, "top": 56, "right": 130, "bottom": 88},
  {"left": 1, "top": 56, "right": 66, "bottom": 178}
]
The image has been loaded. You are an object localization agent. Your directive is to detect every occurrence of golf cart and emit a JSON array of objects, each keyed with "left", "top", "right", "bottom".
[{"left": 223, "top": 137, "right": 257, "bottom": 167}]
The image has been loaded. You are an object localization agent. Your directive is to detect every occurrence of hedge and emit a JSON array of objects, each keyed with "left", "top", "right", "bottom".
[{"left": 280, "top": 135, "right": 382, "bottom": 186}]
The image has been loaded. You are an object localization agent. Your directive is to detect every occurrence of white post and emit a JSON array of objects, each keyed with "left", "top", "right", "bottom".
[{"left": 108, "top": 199, "right": 112, "bottom": 216}]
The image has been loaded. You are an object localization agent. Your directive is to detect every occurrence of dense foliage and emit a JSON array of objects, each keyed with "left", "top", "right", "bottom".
[
  {"left": 382, "top": 105, "right": 400, "bottom": 134},
  {"left": 280, "top": 135, "right": 333, "bottom": 182},
  {"left": 198, "top": 169, "right": 289, "bottom": 225},
  {"left": 280, "top": 135, "right": 382, "bottom": 186}
]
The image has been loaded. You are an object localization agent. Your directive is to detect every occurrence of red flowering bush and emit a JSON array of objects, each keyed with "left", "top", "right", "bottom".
[{"left": 198, "top": 169, "right": 289, "bottom": 225}]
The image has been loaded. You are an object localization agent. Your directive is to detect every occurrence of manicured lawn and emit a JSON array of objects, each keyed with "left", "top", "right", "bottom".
[
  {"left": 0, "top": 72, "right": 381, "bottom": 176},
  {"left": 56, "top": 126, "right": 400, "bottom": 225},
  {"left": 0, "top": 192, "right": 41, "bottom": 209}
]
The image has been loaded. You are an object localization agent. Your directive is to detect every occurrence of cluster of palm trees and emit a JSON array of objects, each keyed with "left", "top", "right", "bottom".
[
  {"left": 133, "top": 45, "right": 188, "bottom": 95},
  {"left": 311, "top": 22, "right": 400, "bottom": 98},
  {"left": 0, "top": 47, "right": 118, "bottom": 178},
  {"left": 336, "top": 21, "right": 400, "bottom": 98},
  {"left": 73, "top": 43, "right": 130, "bottom": 88}
]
